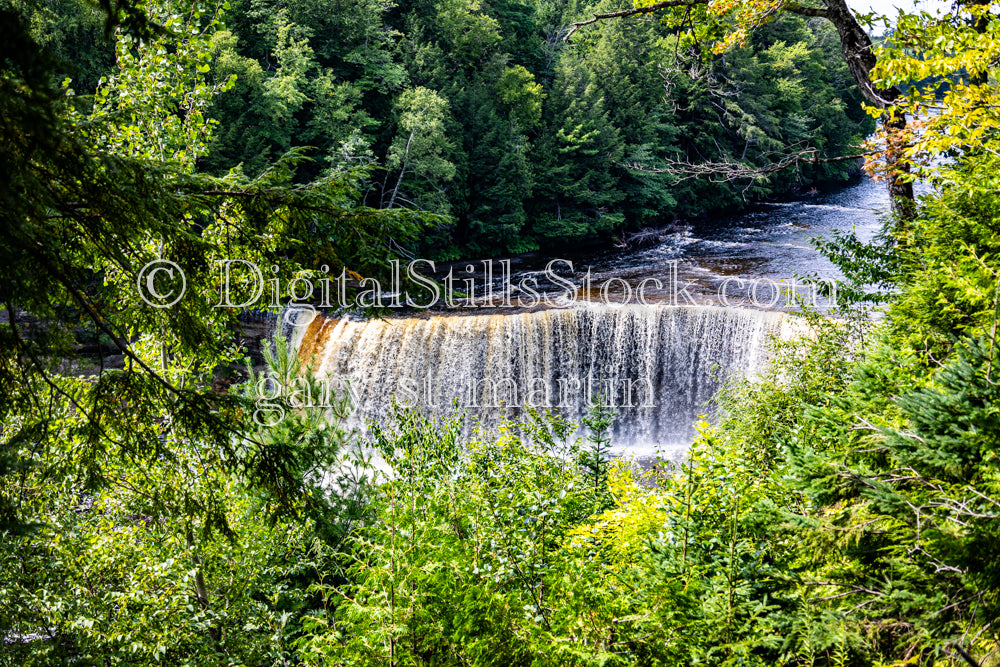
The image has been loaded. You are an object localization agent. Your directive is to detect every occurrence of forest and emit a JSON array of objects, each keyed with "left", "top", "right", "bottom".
[
  {"left": 2, "top": 0, "right": 1000, "bottom": 663},
  {"left": 19, "top": 0, "right": 875, "bottom": 256}
]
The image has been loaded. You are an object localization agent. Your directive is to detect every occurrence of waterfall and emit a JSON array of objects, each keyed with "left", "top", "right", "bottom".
[{"left": 292, "top": 304, "right": 797, "bottom": 457}]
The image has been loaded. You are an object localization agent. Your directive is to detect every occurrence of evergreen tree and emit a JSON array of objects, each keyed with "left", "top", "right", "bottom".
[{"left": 530, "top": 61, "right": 625, "bottom": 244}]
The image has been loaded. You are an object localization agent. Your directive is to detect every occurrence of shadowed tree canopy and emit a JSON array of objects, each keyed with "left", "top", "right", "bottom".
[
  {"left": 565, "top": 0, "right": 920, "bottom": 216},
  {"left": 0, "top": 3, "right": 431, "bottom": 534}
]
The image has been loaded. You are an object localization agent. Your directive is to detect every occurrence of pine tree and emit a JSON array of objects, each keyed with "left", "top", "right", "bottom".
[{"left": 581, "top": 392, "right": 615, "bottom": 499}]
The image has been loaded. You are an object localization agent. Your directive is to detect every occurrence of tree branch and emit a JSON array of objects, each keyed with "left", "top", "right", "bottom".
[
  {"left": 622, "top": 147, "right": 876, "bottom": 185},
  {"left": 946, "top": 642, "right": 982, "bottom": 667},
  {"left": 784, "top": 2, "right": 832, "bottom": 18},
  {"left": 564, "top": 0, "right": 831, "bottom": 40},
  {"left": 564, "top": 0, "right": 706, "bottom": 40}
]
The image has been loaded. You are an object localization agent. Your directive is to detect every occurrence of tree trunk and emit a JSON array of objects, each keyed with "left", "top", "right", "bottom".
[
  {"left": 820, "top": 0, "right": 915, "bottom": 218},
  {"left": 387, "top": 130, "right": 415, "bottom": 210}
]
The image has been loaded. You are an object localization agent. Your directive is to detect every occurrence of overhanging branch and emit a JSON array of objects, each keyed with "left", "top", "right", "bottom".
[
  {"left": 784, "top": 2, "right": 833, "bottom": 18},
  {"left": 565, "top": 0, "right": 705, "bottom": 40},
  {"left": 564, "top": 0, "right": 831, "bottom": 40}
]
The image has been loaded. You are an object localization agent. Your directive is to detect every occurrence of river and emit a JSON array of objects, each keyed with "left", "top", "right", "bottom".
[{"left": 292, "top": 176, "right": 890, "bottom": 461}]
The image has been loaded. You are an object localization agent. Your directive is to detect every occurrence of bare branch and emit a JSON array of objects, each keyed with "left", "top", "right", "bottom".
[{"left": 621, "top": 146, "right": 875, "bottom": 189}]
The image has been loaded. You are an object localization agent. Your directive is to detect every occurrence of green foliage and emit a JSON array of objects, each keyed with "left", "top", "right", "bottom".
[
  {"left": 580, "top": 393, "right": 615, "bottom": 499},
  {"left": 384, "top": 86, "right": 456, "bottom": 211},
  {"left": 188, "top": 0, "right": 874, "bottom": 256},
  {"left": 13, "top": 0, "right": 115, "bottom": 94},
  {"left": 0, "top": 2, "right": 425, "bottom": 659},
  {"left": 298, "top": 406, "right": 609, "bottom": 665},
  {"left": 0, "top": 329, "right": 364, "bottom": 665},
  {"left": 87, "top": 0, "right": 234, "bottom": 167},
  {"left": 532, "top": 60, "right": 626, "bottom": 244},
  {"left": 704, "top": 192, "right": 1000, "bottom": 664},
  {"left": 496, "top": 64, "right": 544, "bottom": 129},
  {"left": 11, "top": 0, "right": 1000, "bottom": 665},
  {"left": 889, "top": 189, "right": 1000, "bottom": 359},
  {"left": 17, "top": 0, "right": 876, "bottom": 256}
]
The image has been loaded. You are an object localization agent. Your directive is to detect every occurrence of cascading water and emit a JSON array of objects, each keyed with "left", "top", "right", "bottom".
[{"left": 291, "top": 304, "right": 798, "bottom": 458}]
